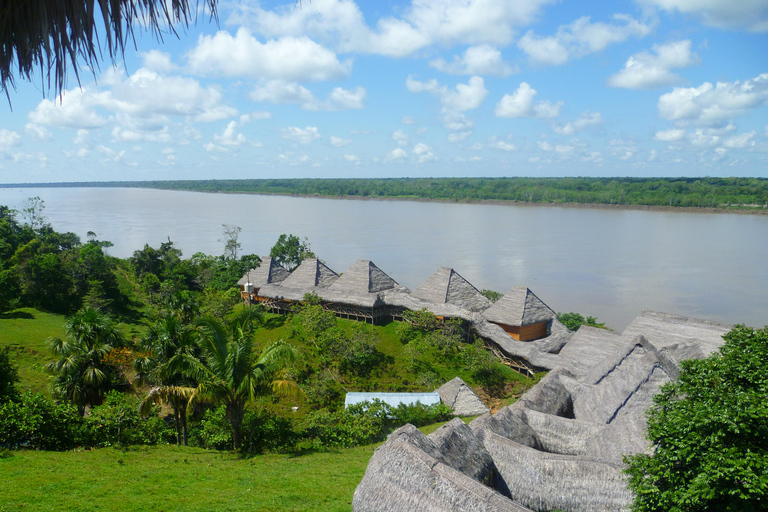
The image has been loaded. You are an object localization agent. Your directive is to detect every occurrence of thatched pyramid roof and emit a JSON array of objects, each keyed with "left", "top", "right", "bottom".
[
  {"left": 413, "top": 267, "right": 490, "bottom": 312},
  {"left": 279, "top": 258, "right": 339, "bottom": 289},
  {"left": 236, "top": 257, "right": 290, "bottom": 287},
  {"left": 482, "top": 286, "right": 556, "bottom": 326},
  {"left": 435, "top": 377, "right": 490, "bottom": 417},
  {"left": 330, "top": 260, "right": 400, "bottom": 294},
  {"left": 353, "top": 424, "right": 533, "bottom": 512}
]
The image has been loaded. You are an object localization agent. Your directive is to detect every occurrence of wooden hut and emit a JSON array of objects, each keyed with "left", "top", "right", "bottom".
[
  {"left": 236, "top": 257, "right": 290, "bottom": 302},
  {"left": 412, "top": 267, "right": 490, "bottom": 313},
  {"left": 482, "top": 286, "right": 556, "bottom": 341},
  {"left": 256, "top": 258, "right": 339, "bottom": 313},
  {"left": 322, "top": 259, "right": 407, "bottom": 324}
]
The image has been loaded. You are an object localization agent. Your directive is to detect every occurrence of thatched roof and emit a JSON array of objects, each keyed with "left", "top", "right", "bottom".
[
  {"left": 331, "top": 259, "right": 400, "bottom": 294},
  {"left": 435, "top": 377, "right": 489, "bottom": 417},
  {"left": 427, "top": 418, "right": 497, "bottom": 484},
  {"left": 353, "top": 424, "right": 533, "bottom": 512},
  {"left": 413, "top": 267, "right": 491, "bottom": 313},
  {"left": 236, "top": 257, "right": 290, "bottom": 287},
  {"left": 1, "top": 0, "right": 216, "bottom": 97},
  {"left": 279, "top": 258, "right": 339, "bottom": 289},
  {"left": 621, "top": 310, "right": 731, "bottom": 358},
  {"left": 482, "top": 286, "right": 556, "bottom": 327}
]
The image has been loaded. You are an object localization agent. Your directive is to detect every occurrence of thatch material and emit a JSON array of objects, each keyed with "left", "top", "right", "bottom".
[
  {"left": 427, "top": 418, "right": 497, "bottom": 484},
  {"left": 469, "top": 404, "right": 542, "bottom": 450},
  {"left": 277, "top": 258, "right": 339, "bottom": 289},
  {"left": 482, "top": 286, "right": 556, "bottom": 327},
  {"left": 522, "top": 409, "right": 605, "bottom": 456},
  {"left": 331, "top": 259, "right": 399, "bottom": 294},
  {"left": 353, "top": 424, "right": 533, "bottom": 512},
  {"left": 621, "top": 310, "right": 731, "bottom": 358},
  {"left": 236, "top": 257, "right": 290, "bottom": 287},
  {"left": 413, "top": 267, "right": 491, "bottom": 313},
  {"left": 435, "top": 377, "right": 490, "bottom": 417},
  {"left": 557, "top": 326, "right": 625, "bottom": 375},
  {"left": 1, "top": 0, "right": 216, "bottom": 97},
  {"left": 482, "top": 431, "right": 633, "bottom": 512}
]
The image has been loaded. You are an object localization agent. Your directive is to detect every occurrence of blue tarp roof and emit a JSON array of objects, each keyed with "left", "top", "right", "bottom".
[{"left": 344, "top": 392, "right": 442, "bottom": 409}]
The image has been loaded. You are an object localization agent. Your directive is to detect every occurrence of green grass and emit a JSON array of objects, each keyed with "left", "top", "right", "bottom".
[
  {"left": 0, "top": 444, "right": 377, "bottom": 512},
  {"left": 0, "top": 308, "right": 67, "bottom": 394}
]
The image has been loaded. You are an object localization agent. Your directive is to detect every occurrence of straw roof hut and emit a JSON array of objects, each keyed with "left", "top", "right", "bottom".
[
  {"left": 427, "top": 418, "right": 497, "bottom": 484},
  {"left": 279, "top": 258, "right": 339, "bottom": 289},
  {"left": 413, "top": 267, "right": 491, "bottom": 313},
  {"left": 435, "top": 377, "right": 490, "bottom": 417},
  {"left": 482, "top": 287, "right": 557, "bottom": 341},
  {"left": 353, "top": 424, "right": 533, "bottom": 512},
  {"left": 236, "top": 257, "right": 290, "bottom": 288}
]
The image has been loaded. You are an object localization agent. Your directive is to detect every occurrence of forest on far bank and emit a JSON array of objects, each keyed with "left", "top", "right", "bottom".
[{"left": 4, "top": 177, "right": 767, "bottom": 210}]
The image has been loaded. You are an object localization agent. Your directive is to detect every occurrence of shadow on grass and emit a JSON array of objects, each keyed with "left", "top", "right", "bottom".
[
  {"left": 1, "top": 310, "right": 35, "bottom": 320},
  {"left": 262, "top": 316, "right": 287, "bottom": 330}
]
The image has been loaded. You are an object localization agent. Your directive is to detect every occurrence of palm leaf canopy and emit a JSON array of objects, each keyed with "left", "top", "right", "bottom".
[{"left": 1, "top": 0, "right": 217, "bottom": 97}]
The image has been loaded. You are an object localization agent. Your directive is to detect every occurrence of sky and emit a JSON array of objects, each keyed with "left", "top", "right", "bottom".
[{"left": 0, "top": 0, "right": 767, "bottom": 183}]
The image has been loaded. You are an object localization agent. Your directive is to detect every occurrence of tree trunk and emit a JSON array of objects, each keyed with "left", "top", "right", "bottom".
[
  {"left": 180, "top": 401, "right": 188, "bottom": 446},
  {"left": 172, "top": 403, "right": 182, "bottom": 445},
  {"left": 226, "top": 403, "right": 245, "bottom": 450}
]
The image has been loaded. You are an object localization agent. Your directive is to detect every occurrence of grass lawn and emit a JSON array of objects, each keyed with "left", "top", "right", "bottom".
[
  {"left": 0, "top": 444, "right": 378, "bottom": 512},
  {"left": 0, "top": 308, "right": 67, "bottom": 395}
]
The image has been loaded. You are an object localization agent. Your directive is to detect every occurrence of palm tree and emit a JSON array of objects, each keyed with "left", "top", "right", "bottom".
[
  {"left": 46, "top": 307, "right": 126, "bottom": 415},
  {"left": 189, "top": 308, "right": 301, "bottom": 450},
  {"left": 134, "top": 315, "right": 198, "bottom": 446}
]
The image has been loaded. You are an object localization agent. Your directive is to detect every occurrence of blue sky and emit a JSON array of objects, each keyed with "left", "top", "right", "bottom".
[{"left": 1, "top": 0, "right": 766, "bottom": 183}]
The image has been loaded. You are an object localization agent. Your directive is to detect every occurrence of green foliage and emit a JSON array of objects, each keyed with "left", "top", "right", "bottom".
[
  {"left": 0, "top": 346, "right": 20, "bottom": 403},
  {"left": 269, "top": 234, "right": 315, "bottom": 271},
  {"left": 99, "top": 177, "right": 768, "bottom": 210},
  {"left": 0, "top": 392, "right": 86, "bottom": 450},
  {"left": 291, "top": 301, "right": 337, "bottom": 343},
  {"left": 86, "top": 391, "right": 174, "bottom": 447},
  {"left": 624, "top": 325, "right": 768, "bottom": 512},
  {"left": 46, "top": 307, "right": 127, "bottom": 415},
  {"left": 191, "top": 404, "right": 234, "bottom": 450},
  {"left": 557, "top": 312, "right": 606, "bottom": 331},
  {"left": 481, "top": 289, "right": 503, "bottom": 303}
]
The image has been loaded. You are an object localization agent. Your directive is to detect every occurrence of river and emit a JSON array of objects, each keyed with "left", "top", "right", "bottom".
[{"left": 1, "top": 186, "right": 766, "bottom": 331}]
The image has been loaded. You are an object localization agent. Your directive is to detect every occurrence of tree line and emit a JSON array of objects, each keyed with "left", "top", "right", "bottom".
[{"left": 6, "top": 177, "right": 768, "bottom": 210}]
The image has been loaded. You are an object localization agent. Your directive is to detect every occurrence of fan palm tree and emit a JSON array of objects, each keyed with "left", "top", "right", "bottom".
[
  {"left": 134, "top": 315, "right": 198, "bottom": 446},
  {"left": 46, "top": 307, "right": 126, "bottom": 415},
  {"left": 189, "top": 308, "right": 301, "bottom": 450}
]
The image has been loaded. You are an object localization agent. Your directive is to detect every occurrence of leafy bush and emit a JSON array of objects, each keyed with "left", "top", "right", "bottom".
[
  {"left": 557, "top": 312, "right": 606, "bottom": 331},
  {"left": 242, "top": 409, "right": 300, "bottom": 454},
  {"left": 86, "top": 391, "right": 174, "bottom": 447},
  {"left": 625, "top": 325, "right": 768, "bottom": 512},
  {"left": 0, "top": 346, "right": 20, "bottom": 404},
  {"left": 190, "top": 405, "right": 233, "bottom": 450},
  {"left": 0, "top": 393, "right": 86, "bottom": 450}
]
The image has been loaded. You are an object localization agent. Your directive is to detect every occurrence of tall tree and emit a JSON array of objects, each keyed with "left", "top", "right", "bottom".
[
  {"left": 46, "top": 308, "right": 126, "bottom": 415},
  {"left": 625, "top": 325, "right": 768, "bottom": 512},
  {"left": 221, "top": 224, "right": 241, "bottom": 260},
  {"left": 188, "top": 308, "right": 300, "bottom": 450},
  {"left": 269, "top": 234, "right": 315, "bottom": 271},
  {"left": 134, "top": 315, "right": 198, "bottom": 445}
]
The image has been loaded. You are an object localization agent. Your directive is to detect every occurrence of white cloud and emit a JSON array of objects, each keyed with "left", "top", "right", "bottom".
[
  {"left": 448, "top": 131, "right": 472, "bottom": 142},
  {"left": 657, "top": 73, "right": 768, "bottom": 125},
  {"left": 430, "top": 45, "right": 517, "bottom": 77},
  {"left": 392, "top": 130, "right": 409, "bottom": 146},
  {"left": 344, "top": 154, "right": 361, "bottom": 163},
  {"left": 441, "top": 111, "right": 475, "bottom": 131},
  {"left": 384, "top": 147, "right": 407, "bottom": 162},
  {"left": 0, "top": 129, "right": 21, "bottom": 151},
  {"left": 406, "top": 75, "right": 488, "bottom": 111},
  {"left": 488, "top": 139, "right": 516, "bottom": 151},
  {"left": 639, "top": 0, "right": 768, "bottom": 32},
  {"left": 187, "top": 28, "right": 351, "bottom": 81},
  {"left": 240, "top": 111, "right": 272, "bottom": 123},
  {"left": 608, "top": 40, "right": 699, "bottom": 89},
  {"left": 28, "top": 88, "right": 107, "bottom": 129},
  {"left": 654, "top": 128, "right": 687, "bottom": 141},
  {"left": 280, "top": 126, "right": 321, "bottom": 144},
  {"left": 25, "top": 123, "right": 53, "bottom": 142},
  {"left": 251, "top": 80, "right": 365, "bottom": 111},
  {"left": 495, "top": 82, "right": 562, "bottom": 118},
  {"left": 519, "top": 14, "right": 653, "bottom": 65},
  {"left": 235, "top": 0, "right": 556, "bottom": 57},
  {"left": 401, "top": 116, "right": 417, "bottom": 125},
  {"left": 723, "top": 131, "right": 756, "bottom": 148},
  {"left": 329, "top": 136, "right": 352, "bottom": 147},
  {"left": 213, "top": 121, "right": 247, "bottom": 146},
  {"left": 413, "top": 142, "right": 437, "bottom": 162},
  {"left": 141, "top": 50, "right": 176, "bottom": 72},
  {"left": 552, "top": 112, "right": 603, "bottom": 135},
  {"left": 95, "top": 145, "right": 127, "bottom": 163}
]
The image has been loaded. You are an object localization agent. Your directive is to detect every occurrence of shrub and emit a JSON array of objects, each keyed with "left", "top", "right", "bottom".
[
  {"left": 0, "top": 393, "right": 86, "bottom": 450},
  {"left": 86, "top": 391, "right": 174, "bottom": 447},
  {"left": 242, "top": 409, "right": 300, "bottom": 454},
  {"left": 190, "top": 405, "right": 232, "bottom": 450}
]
